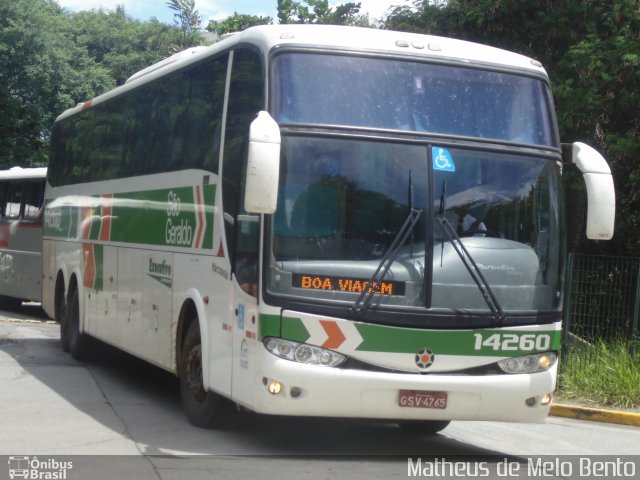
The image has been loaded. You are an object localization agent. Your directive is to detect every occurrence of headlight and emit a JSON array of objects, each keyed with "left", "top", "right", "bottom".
[
  {"left": 264, "top": 337, "right": 346, "bottom": 367},
  {"left": 498, "top": 352, "right": 557, "bottom": 374}
]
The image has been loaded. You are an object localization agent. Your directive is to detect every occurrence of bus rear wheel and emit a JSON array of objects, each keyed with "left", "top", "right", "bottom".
[
  {"left": 65, "top": 287, "right": 90, "bottom": 360},
  {"left": 398, "top": 420, "right": 451, "bottom": 435},
  {"left": 58, "top": 286, "right": 70, "bottom": 353},
  {"left": 180, "top": 320, "right": 222, "bottom": 428}
]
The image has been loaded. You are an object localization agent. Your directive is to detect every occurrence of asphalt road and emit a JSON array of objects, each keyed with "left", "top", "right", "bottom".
[{"left": 1, "top": 304, "right": 638, "bottom": 480}]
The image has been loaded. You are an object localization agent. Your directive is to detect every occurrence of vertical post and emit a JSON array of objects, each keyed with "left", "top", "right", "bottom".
[
  {"left": 631, "top": 259, "right": 640, "bottom": 357},
  {"left": 562, "top": 253, "right": 575, "bottom": 363}
]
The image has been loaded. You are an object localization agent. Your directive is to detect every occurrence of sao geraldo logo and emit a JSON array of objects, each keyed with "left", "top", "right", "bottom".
[{"left": 8, "top": 456, "right": 73, "bottom": 480}]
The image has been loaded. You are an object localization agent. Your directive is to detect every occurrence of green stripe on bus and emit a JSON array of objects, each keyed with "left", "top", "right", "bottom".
[
  {"left": 355, "top": 323, "right": 561, "bottom": 356},
  {"left": 89, "top": 212, "right": 101, "bottom": 240},
  {"left": 259, "top": 314, "right": 312, "bottom": 343},
  {"left": 281, "top": 316, "right": 311, "bottom": 343},
  {"left": 259, "top": 314, "right": 281, "bottom": 340},
  {"left": 43, "top": 202, "right": 78, "bottom": 238},
  {"left": 44, "top": 184, "right": 215, "bottom": 249},
  {"left": 270, "top": 315, "right": 560, "bottom": 357},
  {"left": 202, "top": 185, "right": 215, "bottom": 249},
  {"left": 94, "top": 244, "right": 104, "bottom": 291}
]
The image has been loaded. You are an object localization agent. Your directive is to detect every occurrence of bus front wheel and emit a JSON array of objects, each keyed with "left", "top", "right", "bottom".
[{"left": 180, "top": 320, "right": 221, "bottom": 428}]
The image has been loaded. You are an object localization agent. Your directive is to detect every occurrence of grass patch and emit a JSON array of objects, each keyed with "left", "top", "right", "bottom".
[{"left": 557, "top": 339, "right": 640, "bottom": 409}]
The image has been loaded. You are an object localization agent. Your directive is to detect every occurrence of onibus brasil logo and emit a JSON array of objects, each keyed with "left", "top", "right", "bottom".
[{"left": 8, "top": 456, "right": 73, "bottom": 479}]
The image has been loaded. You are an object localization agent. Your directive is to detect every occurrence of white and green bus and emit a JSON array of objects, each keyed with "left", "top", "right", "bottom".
[
  {"left": 44, "top": 25, "right": 615, "bottom": 432},
  {"left": 0, "top": 166, "right": 46, "bottom": 308}
]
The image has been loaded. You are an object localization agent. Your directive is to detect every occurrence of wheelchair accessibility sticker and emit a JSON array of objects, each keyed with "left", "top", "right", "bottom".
[{"left": 432, "top": 147, "right": 455, "bottom": 172}]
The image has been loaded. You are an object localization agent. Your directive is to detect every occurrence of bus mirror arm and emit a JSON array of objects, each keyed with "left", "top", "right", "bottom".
[
  {"left": 244, "top": 111, "right": 281, "bottom": 214},
  {"left": 562, "top": 142, "right": 615, "bottom": 241}
]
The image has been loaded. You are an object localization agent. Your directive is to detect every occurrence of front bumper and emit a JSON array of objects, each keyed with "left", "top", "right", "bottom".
[{"left": 248, "top": 348, "right": 556, "bottom": 422}]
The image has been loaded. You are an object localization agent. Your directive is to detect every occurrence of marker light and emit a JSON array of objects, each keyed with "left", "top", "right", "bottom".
[
  {"left": 265, "top": 337, "right": 346, "bottom": 367},
  {"left": 525, "top": 393, "right": 554, "bottom": 407},
  {"left": 268, "top": 381, "right": 282, "bottom": 395},
  {"left": 498, "top": 352, "right": 557, "bottom": 374}
]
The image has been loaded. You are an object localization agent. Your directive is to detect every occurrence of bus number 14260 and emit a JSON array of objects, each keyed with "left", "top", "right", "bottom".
[{"left": 473, "top": 333, "right": 551, "bottom": 352}]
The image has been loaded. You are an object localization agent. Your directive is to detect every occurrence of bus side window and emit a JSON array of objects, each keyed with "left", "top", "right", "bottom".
[
  {"left": 182, "top": 56, "right": 227, "bottom": 173},
  {"left": 222, "top": 48, "right": 264, "bottom": 296},
  {"left": 0, "top": 183, "right": 6, "bottom": 217},
  {"left": 23, "top": 180, "right": 45, "bottom": 221},
  {"left": 5, "top": 182, "right": 22, "bottom": 219}
]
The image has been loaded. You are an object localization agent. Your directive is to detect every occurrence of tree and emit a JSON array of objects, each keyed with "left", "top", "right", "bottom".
[
  {"left": 386, "top": 0, "right": 591, "bottom": 66},
  {"left": 0, "top": 0, "right": 113, "bottom": 167},
  {"left": 166, "top": 0, "right": 202, "bottom": 48},
  {"left": 277, "top": 0, "right": 362, "bottom": 25},
  {"left": 207, "top": 12, "right": 272, "bottom": 35},
  {"left": 385, "top": 0, "right": 640, "bottom": 256},
  {"left": 69, "top": 7, "right": 182, "bottom": 85},
  {"left": 553, "top": 1, "right": 640, "bottom": 256}
]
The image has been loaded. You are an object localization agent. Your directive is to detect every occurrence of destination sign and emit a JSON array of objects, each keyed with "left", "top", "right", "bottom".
[{"left": 292, "top": 273, "right": 405, "bottom": 296}]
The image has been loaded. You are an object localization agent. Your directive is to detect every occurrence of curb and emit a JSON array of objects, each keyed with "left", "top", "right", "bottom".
[{"left": 551, "top": 403, "right": 640, "bottom": 428}]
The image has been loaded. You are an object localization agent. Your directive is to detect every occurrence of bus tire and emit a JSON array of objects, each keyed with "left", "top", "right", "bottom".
[
  {"left": 66, "top": 288, "right": 89, "bottom": 360},
  {"left": 58, "top": 286, "right": 70, "bottom": 353},
  {"left": 180, "top": 320, "right": 221, "bottom": 428},
  {"left": 398, "top": 420, "right": 451, "bottom": 435}
]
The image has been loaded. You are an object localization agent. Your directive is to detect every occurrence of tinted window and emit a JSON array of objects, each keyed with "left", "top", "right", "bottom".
[
  {"left": 221, "top": 48, "right": 264, "bottom": 282},
  {"left": 274, "top": 53, "right": 557, "bottom": 147},
  {"left": 4, "top": 182, "right": 22, "bottom": 218},
  {"left": 23, "top": 180, "right": 45, "bottom": 220},
  {"left": 49, "top": 54, "right": 228, "bottom": 186}
]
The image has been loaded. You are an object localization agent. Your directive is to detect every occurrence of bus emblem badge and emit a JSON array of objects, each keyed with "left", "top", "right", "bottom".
[{"left": 415, "top": 348, "right": 435, "bottom": 369}]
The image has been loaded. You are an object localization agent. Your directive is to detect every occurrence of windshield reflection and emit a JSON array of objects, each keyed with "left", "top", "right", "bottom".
[
  {"left": 433, "top": 147, "right": 562, "bottom": 311},
  {"left": 274, "top": 53, "right": 557, "bottom": 147},
  {"left": 266, "top": 136, "right": 562, "bottom": 316}
]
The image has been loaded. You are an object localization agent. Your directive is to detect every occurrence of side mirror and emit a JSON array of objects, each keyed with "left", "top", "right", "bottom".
[
  {"left": 565, "top": 142, "right": 615, "bottom": 240},
  {"left": 244, "top": 111, "right": 281, "bottom": 214}
]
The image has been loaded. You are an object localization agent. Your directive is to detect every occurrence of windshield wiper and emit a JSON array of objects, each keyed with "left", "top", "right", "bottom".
[
  {"left": 436, "top": 179, "right": 505, "bottom": 323},
  {"left": 350, "top": 207, "right": 421, "bottom": 314}
]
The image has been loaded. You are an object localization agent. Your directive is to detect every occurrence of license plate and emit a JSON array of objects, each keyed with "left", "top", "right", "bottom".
[{"left": 399, "top": 390, "right": 447, "bottom": 409}]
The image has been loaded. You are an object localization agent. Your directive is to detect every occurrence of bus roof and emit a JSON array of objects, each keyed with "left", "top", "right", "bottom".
[
  {"left": 0, "top": 166, "right": 47, "bottom": 181},
  {"left": 55, "top": 25, "right": 547, "bottom": 122},
  {"left": 238, "top": 25, "right": 546, "bottom": 74}
]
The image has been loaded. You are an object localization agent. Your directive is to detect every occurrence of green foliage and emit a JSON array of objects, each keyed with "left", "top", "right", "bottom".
[
  {"left": 386, "top": 0, "right": 640, "bottom": 257},
  {"left": 69, "top": 7, "right": 183, "bottom": 85},
  {"left": 277, "top": 0, "right": 363, "bottom": 25},
  {"left": 552, "top": 1, "right": 640, "bottom": 256},
  {"left": 0, "top": 0, "right": 201, "bottom": 168},
  {"left": 207, "top": 12, "right": 273, "bottom": 35},
  {"left": 558, "top": 339, "right": 640, "bottom": 408},
  {"left": 0, "top": 0, "right": 113, "bottom": 167}
]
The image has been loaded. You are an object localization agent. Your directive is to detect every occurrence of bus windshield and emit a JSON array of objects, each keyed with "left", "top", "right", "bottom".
[
  {"left": 273, "top": 52, "right": 557, "bottom": 147},
  {"left": 266, "top": 136, "right": 562, "bottom": 318}
]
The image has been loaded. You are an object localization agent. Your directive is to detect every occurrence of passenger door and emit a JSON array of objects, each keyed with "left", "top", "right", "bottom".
[{"left": 219, "top": 47, "right": 265, "bottom": 404}]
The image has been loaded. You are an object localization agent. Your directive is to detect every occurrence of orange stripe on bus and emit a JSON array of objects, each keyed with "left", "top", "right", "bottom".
[
  {"left": 83, "top": 243, "right": 96, "bottom": 289},
  {"left": 320, "top": 320, "right": 346, "bottom": 349}
]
